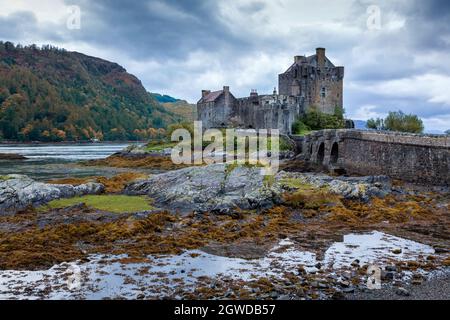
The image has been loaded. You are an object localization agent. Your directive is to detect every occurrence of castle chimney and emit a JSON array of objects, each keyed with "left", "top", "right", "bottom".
[
  {"left": 202, "top": 90, "right": 211, "bottom": 98},
  {"left": 250, "top": 89, "right": 258, "bottom": 97},
  {"left": 294, "top": 55, "right": 306, "bottom": 64},
  {"left": 316, "top": 48, "right": 326, "bottom": 68},
  {"left": 223, "top": 86, "right": 230, "bottom": 93}
]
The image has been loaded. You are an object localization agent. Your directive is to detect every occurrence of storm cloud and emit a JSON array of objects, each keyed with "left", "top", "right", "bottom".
[{"left": 0, "top": 0, "right": 449, "bottom": 132}]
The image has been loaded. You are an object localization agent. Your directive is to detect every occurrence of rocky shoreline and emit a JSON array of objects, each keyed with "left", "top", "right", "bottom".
[
  {"left": 0, "top": 175, "right": 104, "bottom": 214},
  {"left": 0, "top": 146, "right": 448, "bottom": 300}
]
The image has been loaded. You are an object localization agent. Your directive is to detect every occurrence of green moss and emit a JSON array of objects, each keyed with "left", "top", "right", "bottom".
[
  {"left": 263, "top": 174, "right": 276, "bottom": 187},
  {"left": 0, "top": 175, "right": 12, "bottom": 181},
  {"left": 44, "top": 195, "right": 154, "bottom": 213},
  {"left": 279, "top": 178, "right": 315, "bottom": 190}
]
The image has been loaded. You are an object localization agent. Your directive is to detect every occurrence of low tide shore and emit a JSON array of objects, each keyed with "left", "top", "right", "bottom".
[{"left": 0, "top": 144, "right": 448, "bottom": 300}]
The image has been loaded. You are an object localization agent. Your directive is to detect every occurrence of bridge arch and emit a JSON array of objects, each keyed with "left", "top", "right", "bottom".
[
  {"left": 330, "top": 142, "right": 339, "bottom": 164},
  {"left": 317, "top": 142, "right": 325, "bottom": 164}
]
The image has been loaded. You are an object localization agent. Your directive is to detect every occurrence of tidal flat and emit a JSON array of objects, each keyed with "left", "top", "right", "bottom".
[{"left": 0, "top": 143, "right": 448, "bottom": 300}]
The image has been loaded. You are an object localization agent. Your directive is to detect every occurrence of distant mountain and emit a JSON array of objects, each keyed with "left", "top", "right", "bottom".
[
  {"left": 0, "top": 42, "right": 180, "bottom": 141},
  {"left": 353, "top": 120, "right": 368, "bottom": 130},
  {"left": 151, "top": 93, "right": 180, "bottom": 103}
]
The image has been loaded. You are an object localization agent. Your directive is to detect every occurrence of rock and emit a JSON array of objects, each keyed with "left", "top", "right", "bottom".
[
  {"left": 0, "top": 175, "right": 104, "bottom": 214},
  {"left": 351, "top": 259, "right": 360, "bottom": 267},
  {"left": 331, "top": 291, "right": 345, "bottom": 300},
  {"left": 385, "top": 265, "right": 397, "bottom": 272},
  {"left": 342, "top": 271, "right": 352, "bottom": 280},
  {"left": 338, "top": 280, "right": 350, "bottom": 288},
  {"left": 395, "top": 287, "right": 410, "bottom": 296},
  {"left": 0, "top": 153, "right": 27, "bottom": 160},
  {"left": 342, "top": 287, "right": 355, "bottom": 294},
  {"left": 277, "top": 294, "right": 291, "bottom": 300},
  {"left": 297, "top": 266, "right": 306, "bottom": 275},
  {"left": 381, "top": 271, "right": 394, "bottom": 281},
  {"left": 126, "top": 164, "right": 282, "bottom": 213},
  {"left": 278, "top": 172, "right": 392, "bottom": 201},
  {"left": 269, "top": 291, "right": 279, "bottom": 299},
  {"left": 392, "top": 248, "right": 402, "bottom": 254},
  {"left": 412, "top": 279, "right": 423, "bottom": 285},
  {"left": 411, "top": 274, "right": 424, "bottom": 285},
  {"left": 296, "top": 288, "right": 305, "bottom": 297},
  {"left": 318, "top": 282, "right": 328, "bottom": 289}
]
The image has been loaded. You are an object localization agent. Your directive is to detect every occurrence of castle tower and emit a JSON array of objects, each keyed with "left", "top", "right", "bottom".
[{"left": 278, "top": 48, "right": 344, "bottom": 114}]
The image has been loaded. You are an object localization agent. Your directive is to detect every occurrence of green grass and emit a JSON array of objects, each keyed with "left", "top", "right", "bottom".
[
  {"left": 44, "top": 195, "right": 154, "bottom": 213},
  {"left": 145, "top": 141, "right": 177, "bottom": 152}
]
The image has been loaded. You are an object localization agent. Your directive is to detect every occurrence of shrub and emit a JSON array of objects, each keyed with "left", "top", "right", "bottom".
[{"left": 292, "top": 106, "right": 346, "bottom": 134}]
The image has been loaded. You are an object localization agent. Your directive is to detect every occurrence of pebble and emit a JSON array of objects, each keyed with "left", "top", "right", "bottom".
[
  {"left": 296, "top": 288, "right": 305, "bottom": 297},
  {"left": 392, "top": 248, "right": 402, "bottom": 254},
  {"left": 342, "top": 287, "right": 355, "bottom": 293},
  {"left": 351, "top": 260, "right": 360, "bottom": 267},
  {"left": 381, "top": 271, "right": 394, "bottom": 281},
  {"left": 331, "top": 291, "right": 345, "bottom": 300},
  {"left": 270, "top": 291, "right": 279, "bottom": 299},
  {"left": 412, "top": 279, "right": 423, "bottom": 285},
  {"left": 395, "top": 287, "right": 410, "bottom": 296},
  {"left": 297, "top": 266, "right": 306, "bottom": 275},
  {"left": 338, "top": 280, "right": 350, "bottom": 288},
  {"left": 385, "top": 265, "right": 397, "bottom": 272}
]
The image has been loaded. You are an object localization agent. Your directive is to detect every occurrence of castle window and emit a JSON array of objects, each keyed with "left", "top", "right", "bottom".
[
  {"left": 321, "top": 87, "right": 326, "bottom": 98},
  {"left": 294, "top": 68, "right": 298, "bottom": 78}
]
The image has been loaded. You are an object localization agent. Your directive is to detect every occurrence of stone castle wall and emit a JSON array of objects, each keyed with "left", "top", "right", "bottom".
[
  {"left": 293, "top": 130, "right": 450, "bottom": 186},
  {"left": 233, "top": 95, "right": 302, "bottom": 134}
]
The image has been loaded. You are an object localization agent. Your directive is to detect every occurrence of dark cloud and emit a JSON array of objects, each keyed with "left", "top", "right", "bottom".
[
  {"left": 62, "top": 0, "right": 249, "bottom": 60},
  {"left": 1, "top": 0, "right": 450, "bottom": 131}
]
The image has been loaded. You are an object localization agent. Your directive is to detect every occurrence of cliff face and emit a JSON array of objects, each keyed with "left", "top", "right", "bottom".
[{"left": 0, "top": 42, "right": 179, "bottom": 141}]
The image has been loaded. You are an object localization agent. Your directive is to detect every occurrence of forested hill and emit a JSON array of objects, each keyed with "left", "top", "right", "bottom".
[{"left": 0, "top": 42, "right": 180, "bottom": 141}]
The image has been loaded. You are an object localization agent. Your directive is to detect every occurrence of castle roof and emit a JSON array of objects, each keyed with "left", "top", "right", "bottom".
[
  {"left": 284, "top": 54, "right": 335, "bottom": 73},
  {"left": 199, "top": 90, "right": 223, "bottom": 103}
]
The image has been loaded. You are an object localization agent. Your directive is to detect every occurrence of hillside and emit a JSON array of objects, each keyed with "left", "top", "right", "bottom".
[
  {"left": 161, "top": 100, "right": 197, "bottom": 122},
  {"left": 0, "top": 42, "right": 180, "bottom": 141}
]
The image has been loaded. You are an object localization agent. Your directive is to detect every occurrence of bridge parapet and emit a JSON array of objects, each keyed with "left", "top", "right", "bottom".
[{"left": 290, "top": 130, "right": 450, "bottom": 186}]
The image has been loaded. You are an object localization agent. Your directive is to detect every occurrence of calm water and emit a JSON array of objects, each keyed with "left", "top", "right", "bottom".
[{"left": 0, "top": 143, "right": 140, "bottom": 180}]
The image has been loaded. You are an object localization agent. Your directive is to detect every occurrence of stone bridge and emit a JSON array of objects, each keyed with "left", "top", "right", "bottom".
[{"left": 290, "top": 130, "right": 450, "bottom": 186}]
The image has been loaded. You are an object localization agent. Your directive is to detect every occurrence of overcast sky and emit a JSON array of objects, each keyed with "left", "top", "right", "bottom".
[{"left": 1, "top": 0, "right": 449, "bottom": 132}]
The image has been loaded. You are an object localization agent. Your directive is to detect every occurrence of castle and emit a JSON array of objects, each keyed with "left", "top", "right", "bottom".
[{"left": 197, "top": 48, "right": 344, "bottom": 134}]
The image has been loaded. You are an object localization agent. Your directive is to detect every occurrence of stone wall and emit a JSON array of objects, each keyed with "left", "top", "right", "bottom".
[
  {"left": 233, "top": 94, "right": 302, "bottom": 134},
  {"left": 292, "top": 130, "right": 450, "bottom": 186}
]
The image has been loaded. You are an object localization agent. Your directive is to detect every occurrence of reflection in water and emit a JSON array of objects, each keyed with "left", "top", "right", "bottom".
[
  {"left": 0, "top": 231, "right": 438, "bottom": 300},
  {"left": 0, "top": 143, "right": 139, "bottom": 180}
]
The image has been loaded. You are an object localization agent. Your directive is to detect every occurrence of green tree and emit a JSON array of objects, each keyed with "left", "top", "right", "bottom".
[
  {"left": 367, "top": 111, "right": 424, "bottom": 134},
  {"left": 445, "top": 129, "right": 450, "bottom": 135},
  {"left": 367, "top": 118, "right": 384, "bottom": 130}
]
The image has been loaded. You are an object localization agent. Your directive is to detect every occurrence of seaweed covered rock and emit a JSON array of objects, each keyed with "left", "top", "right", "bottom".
[
  {"left": 125, "top": 164, "right": 282, "bottom": 213},
  {"left": 0, "top": 175, "right": 104, "bottom": 214},
  {"left": 278, "top": 172, "right": 392, "bottom": 202}
]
